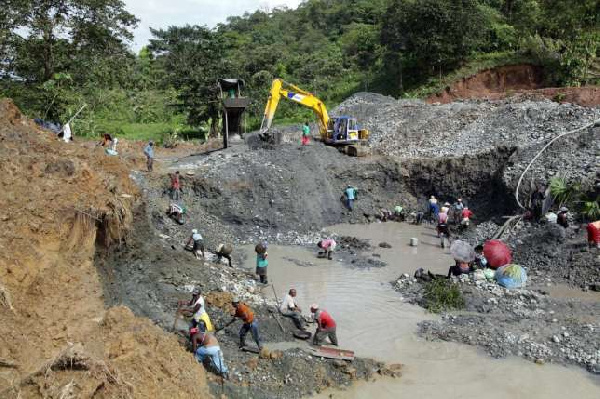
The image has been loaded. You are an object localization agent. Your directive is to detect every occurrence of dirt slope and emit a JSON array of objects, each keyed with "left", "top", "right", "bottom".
[
  {"left": 0, "top": 99, "right": 210, "bottom": 398},
  {"left": 427, "top": 64, "right": 600, "bottom": 107}
]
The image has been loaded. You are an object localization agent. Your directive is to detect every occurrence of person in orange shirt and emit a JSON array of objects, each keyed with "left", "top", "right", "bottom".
[{"left": 227, "top": 297, "right": 262, "bottom": 349}]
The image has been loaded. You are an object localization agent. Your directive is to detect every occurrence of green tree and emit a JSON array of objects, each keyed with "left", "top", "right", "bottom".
[{"left": 149, "top": 25, "right": 231, "bottom": 133}]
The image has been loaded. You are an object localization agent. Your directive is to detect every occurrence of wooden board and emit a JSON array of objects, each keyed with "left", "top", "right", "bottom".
[{"left": 310, "top": 346, "right": 354, "bottom": 361}]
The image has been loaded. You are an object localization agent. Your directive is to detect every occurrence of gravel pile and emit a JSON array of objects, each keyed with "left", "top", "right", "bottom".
[{"left": 335, "top": 94, "right": 600, "bottom": 190}]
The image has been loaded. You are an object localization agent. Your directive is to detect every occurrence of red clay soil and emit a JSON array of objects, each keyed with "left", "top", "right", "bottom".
[{"left": 427, "top": 64, "right": 600, "bottom": 107}]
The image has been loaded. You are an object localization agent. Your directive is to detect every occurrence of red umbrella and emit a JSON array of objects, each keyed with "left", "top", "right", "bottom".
[{"left": 483, "top": 239, "right": 512, "bottom": 269}]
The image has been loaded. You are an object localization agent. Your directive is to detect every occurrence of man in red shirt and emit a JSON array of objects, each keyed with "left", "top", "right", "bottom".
[
  {"left": 460, "top": 207, "right": 474, "bottom": 231},
  {"left": 310, "top": 304, "right": 338, "bottom": 346},
  {"left": 170, "top": 171, "right": 181, "bottom": 200}
]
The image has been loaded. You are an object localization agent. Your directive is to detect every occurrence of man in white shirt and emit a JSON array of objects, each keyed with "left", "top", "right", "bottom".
[{"left": 280, "top": 288, "right": 305, "bottom": 330}]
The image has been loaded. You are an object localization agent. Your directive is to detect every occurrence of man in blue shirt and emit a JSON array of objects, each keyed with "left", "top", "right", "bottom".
[
  {"left": 144, "top": 140, "right": 154, "bottom": 172},
  {"left": 345, "top": 185, "right": 357, "bottom": 211}
]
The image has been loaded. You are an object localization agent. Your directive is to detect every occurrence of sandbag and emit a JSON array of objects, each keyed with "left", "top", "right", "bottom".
[
  {"left": 483, "top": 240, "right": 512, "bottom": 269},
  {"left": 495, "top": 264, "right": 527, "bottom": 289}
]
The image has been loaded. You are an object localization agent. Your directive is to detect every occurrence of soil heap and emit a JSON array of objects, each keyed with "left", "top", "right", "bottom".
[{"left": 0, "top": 99, "right": 209, "bottom": 398}]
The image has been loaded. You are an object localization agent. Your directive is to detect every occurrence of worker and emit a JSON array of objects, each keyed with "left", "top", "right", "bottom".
[
  {"left": 280, "top": 289, "right": 306, "bottom": 330},
  {"left": 587, "top": 221, "right": 600, "bottom": 249},
  {"left": 438, "top": 219, "right": 451, "bottom": 249},
  {"left": 474, "top": 244, "right": 488, "bottom": 269},
  {"left": 255, "top": 244, "right": 268, "bottom": 284},
  {"left": 531, "top": 186, "right": 545, "bottom": 222},
  {"left": 166, "top": 202, "right": 184, "bottom": 225},
  {"left": 557, "top": 207, "right": 569, "bottom": 228},
  {"left": 317, "top": 238, "right": 336, "bottom": 260},
  {"left": 460, "top": 207, "right": 474, "bottom": 231},
  {"left": 191, "top": 328, "right": 228, "bottom": 377},
  {"left": 179, "top": 289, "right": 214, "bottom": 332},
  {"left": 394, "top": 205, "right": 405, "bottom": 221},
  {"left": 441, "top": 202, "right": 451, "bottom": 215},
  {"left": 98, "top": 133, "right": 113, "bottom": 147},
  {"left": 229, "top": 297, "right": 262, "bottom": 349},
  {"left": 170, "top": 171, "right": 181, "bottom": 200},
  {"left": 447, "top": 260, "right": 472, "bottom": 278},
  {"left": 344, "top": 185, "right": 358, "bottom": 211},
  {"left": 436, "top": 209, "right": 449, "bottom": 237},
  {"left": 143, "top": 140, "right": 154, "bottom": 172},
  {"left": 301, "top": 122, "right": 311, "bottom": 146},
  {"left": 310, "top": 304, "right": 338, "bottom": 346},
  {"left": 215, "top": 243, "right": 233, "bottom": 267},
  {"left": 186, "top": 229, "right": 205, "bottom": 259},
  {"left": 428, "top": 196, "right": 439, "bottom": 223},
  {"left": 452, "top": 198, "right": 465, "bottom": 225},
  {"left": 378, "top": 208, "right": 392, "bottom": 222}
]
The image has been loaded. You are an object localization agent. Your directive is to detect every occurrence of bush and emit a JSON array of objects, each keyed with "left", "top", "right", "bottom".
[{"left": 423, "top": 279, "right": 465, "bottom": 313}]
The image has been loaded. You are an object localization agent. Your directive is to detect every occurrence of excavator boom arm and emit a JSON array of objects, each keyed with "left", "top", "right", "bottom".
[{"left": 261, "top": 79, "right": 329, "bottom": 137}]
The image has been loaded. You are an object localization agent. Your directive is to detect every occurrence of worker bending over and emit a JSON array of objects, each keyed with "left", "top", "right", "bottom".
[
  {"left": 179, "top": 289, "right": 214, "bottom": 332},
  {"left": 228, "top": 297, "right": 262, "bottom": 350},
  {"left": 190, "top": 327, "right": 228, "bottom": 378},
  {"left": 317, "top": 238, "right": 336, "bottom": 260},
  {"left": 311, "top": 304, "right": 338, "bottom": 346},
  {"left": 215, "top": 243, "right": 233, "bottom": 267}
]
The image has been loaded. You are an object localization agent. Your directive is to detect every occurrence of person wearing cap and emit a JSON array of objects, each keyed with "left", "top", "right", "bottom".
[
  {"left": 255, "top": 244, "right": 268, "bottom": 284},
  {"left": 310, "top": 304, "right": 338, "bottom": 346},
  {"left": 557, "top": 207, "right": 569, "bottom": 228},
  {"left": 179, "top": 290, "right": 214, "bottom": 332},
  {"left": 317, "top": 238, "right": 336, "bottom": 260},
  {"left": 143, "top": 140, "right": 154, "bottom": 172},
  {"left": 452, "top": 198, "right": 465, "bottom": 225},
  {"left": 190, "top": 327, "right": 228, "bottom": 377},
  {"left": 215, "top": 243, "right": 233, "bottom": 267},
  {"left": 229, "top": 297, "right": 262, "bottom": 349},
  {"left": 280, "top": 289, "right": 305, "bottom": 330},
  {"left": 186, "top": 229, "right": 205, "bottom": 259},
  {"left": 344, "top": 185, "right": 358, "bottom": 211}
]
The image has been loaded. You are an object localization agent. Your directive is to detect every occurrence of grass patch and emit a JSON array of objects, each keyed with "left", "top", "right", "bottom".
[{"left": 423, "top": 279, "right": 465, "bottom": 313}]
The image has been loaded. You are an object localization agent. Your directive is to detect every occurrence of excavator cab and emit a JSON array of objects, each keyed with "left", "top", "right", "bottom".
[{"left": 326, "top": 116, "right": 369, "bottom": 144}]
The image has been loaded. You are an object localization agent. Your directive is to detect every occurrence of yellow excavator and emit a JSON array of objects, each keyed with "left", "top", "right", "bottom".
[{"left": 259, "top": 79, "right": 370, "bottom": 156}]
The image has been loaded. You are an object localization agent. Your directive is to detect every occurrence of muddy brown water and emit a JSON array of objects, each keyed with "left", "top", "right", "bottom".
[{"left": 243, "top": 223, "right": 600, "bottom": 398}]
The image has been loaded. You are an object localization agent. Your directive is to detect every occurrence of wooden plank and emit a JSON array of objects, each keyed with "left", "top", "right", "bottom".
[{"left": 310, "top": 346, "right": 355, "bottom": 361}]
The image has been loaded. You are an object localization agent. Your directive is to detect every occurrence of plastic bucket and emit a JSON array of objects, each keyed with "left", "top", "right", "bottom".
[{"left": 410, "top": 238, "right": 418, "bottom": 247}]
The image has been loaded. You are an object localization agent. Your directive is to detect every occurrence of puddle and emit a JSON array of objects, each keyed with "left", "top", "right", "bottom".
[
  {"left": 544, "top": 284, "right": 600, "bottom": 302},
  {"left": 242, "top": 223, "right": 600, "bottom": 398}
]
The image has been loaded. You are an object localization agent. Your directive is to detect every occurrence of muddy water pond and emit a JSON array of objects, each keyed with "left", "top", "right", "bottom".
[{"left": 243, "top": 223, "right": 600, "bottom": 398}]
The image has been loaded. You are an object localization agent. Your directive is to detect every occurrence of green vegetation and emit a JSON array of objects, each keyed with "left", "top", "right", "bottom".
[
  {"left": 423, "top": 279, "right": 465, "bottom": 313},
  {"left": 1, "top": 0, "right": 598, "bottom": 141}
]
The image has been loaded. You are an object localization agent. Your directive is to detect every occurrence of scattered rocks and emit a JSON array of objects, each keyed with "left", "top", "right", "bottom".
[{"left": 378, "top": 242, "right": 392, "bottom": 248}]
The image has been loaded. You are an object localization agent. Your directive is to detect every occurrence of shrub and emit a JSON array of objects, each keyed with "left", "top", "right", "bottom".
[{"left": 423, "top": 279, "right": 465, "bottom": 313}]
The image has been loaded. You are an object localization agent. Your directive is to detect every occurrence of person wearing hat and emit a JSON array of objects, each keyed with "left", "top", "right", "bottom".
[
  {"left": 228, "top": 297, "right": 262, "bottom": 349},
  {"left": 179, "top": 289, "right": 214, "bottom": 332},
  {"left": 215, "top": 243, "right": 233, "bottom": 267},
  {"left": 143, "top": 140, "right": 154, "bottom": 172},
  {"left": 310, "top": 304, "right": 338, "bottom": 346},
  {"left": 344, "top": 185, "right": 358, "bottom": 211},
  {"left": 452, "top": 198, "right": 465, "bottom": 225},
  {"left": 186, "top": 229, "right": 205, "bottom": 259},
  {"left": 557, "top": 207, "right": 569, "bottom": 228},
  {"left": 460, "top": 207, "right": 474, "bottom": 231},
  {"left": 190, "top": 327, "right": 228, "bottom": 377}
]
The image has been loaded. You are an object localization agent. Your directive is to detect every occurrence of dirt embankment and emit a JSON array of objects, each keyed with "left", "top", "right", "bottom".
[
  {"left": 427, "top": 64, "right": 600, "bottom": 107},
  {"left": 0, "top": 99, "right": 210, "bottom": 398}
]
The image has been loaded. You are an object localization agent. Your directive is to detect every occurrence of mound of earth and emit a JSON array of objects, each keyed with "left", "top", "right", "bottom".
[{"left": 0, "top": 99, "right": 209, "bottom": 398}]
